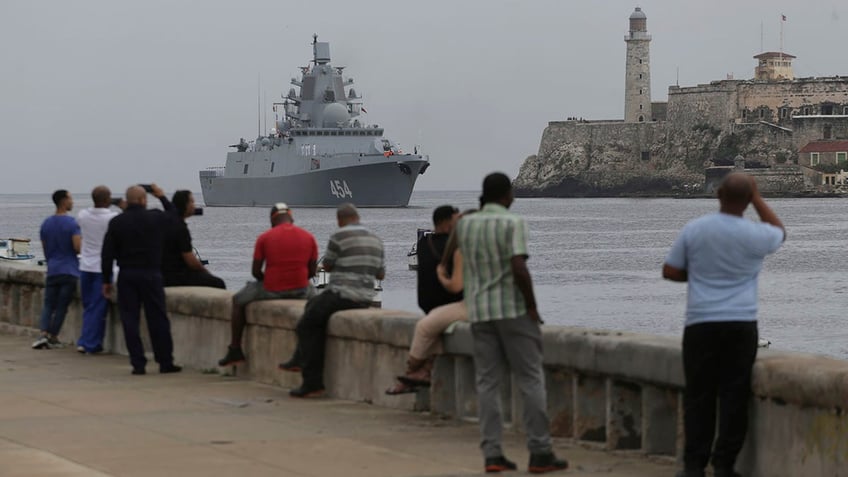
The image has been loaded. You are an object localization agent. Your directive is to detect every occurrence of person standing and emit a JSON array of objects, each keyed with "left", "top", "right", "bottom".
[
  {"left": 281, "top": 203, "right": 384, "bottom": 398},
  {"left": 457, "top": 173, "right": 567, "bottom": 474},
  {"left": 663, "top": 173, "right": 784, "bottom": 477},
  {"left": 101, "top": 184, "right": 182, "bottom": 375},
  {"left": 217, "top": 202, "right": 318, "bottom": 367},
  {"left": 75, "top": 185, "right": 120, "bottom": 354},
  {"left": 32, "top": 190, "right": 81, "bottom": 349},
  {"left": 161, "top": 190, "right": 225, "bottom": 289}
]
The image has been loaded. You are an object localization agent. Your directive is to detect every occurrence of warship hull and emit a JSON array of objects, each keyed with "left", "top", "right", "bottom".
[{"left": 200, "top": 155, "right": 428, "bottom": 207}]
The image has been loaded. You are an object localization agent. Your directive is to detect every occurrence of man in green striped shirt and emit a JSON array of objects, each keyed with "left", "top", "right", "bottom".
[{"left": 457, "top": 173, "right": 568, "bottom": 474}]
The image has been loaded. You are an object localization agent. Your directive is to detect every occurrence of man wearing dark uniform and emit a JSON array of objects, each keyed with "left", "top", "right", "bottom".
[{"left": 101, "top": 184, "right": 182, "bottom": 375}]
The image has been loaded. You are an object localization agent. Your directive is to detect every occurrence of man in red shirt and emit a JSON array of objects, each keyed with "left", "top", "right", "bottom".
[{"left": 218, "top": 203, "right": 318, "bottom": 366}]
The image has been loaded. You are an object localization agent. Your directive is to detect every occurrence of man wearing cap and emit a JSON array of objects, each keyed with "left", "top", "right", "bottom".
[
  {"left": 282, "top": 203, "right": 385, "bottom": 398},
  {"left": 217, "top": 202, "right": 319, "bottom": 367}
]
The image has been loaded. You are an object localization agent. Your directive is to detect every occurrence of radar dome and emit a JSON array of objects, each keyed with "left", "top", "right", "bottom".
[{"left": 322, "top": 102, "right": 350, "bottom": 127}]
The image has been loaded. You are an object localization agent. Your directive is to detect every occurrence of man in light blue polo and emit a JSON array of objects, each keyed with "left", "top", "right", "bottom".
[
  {"left": 457, "top": 172, "right": 568, "bottom": 474},
  {"left": 663, "top": 172, "right": 784, "bottom": 477}
]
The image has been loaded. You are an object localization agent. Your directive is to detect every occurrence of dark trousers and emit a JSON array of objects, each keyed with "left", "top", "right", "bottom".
[
  {"left": 163, "top": 269, "right": 225, "bottom": 289},
  {"left": 296, "top": 290, "right": 368, "bottom": 389},
  {"left": 39, "top": 274, "right": 78, "bottom": 336},
  {"left": 117, "top": 268, "right": 175, "bottom": 371},
  {"left": 78, "top": 271, "right": 108, "bottom": 352},
  {"left": 682, "top": 321, "right": 758, "bottom": 472}
]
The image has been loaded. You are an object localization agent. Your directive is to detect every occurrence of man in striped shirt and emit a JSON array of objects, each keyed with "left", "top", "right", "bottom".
[
  {"left": 284, "top": 203, "right": 385, "bottom": 398},
  {"left": 457, "top": 173, "right": 567, "bottom": 474}
]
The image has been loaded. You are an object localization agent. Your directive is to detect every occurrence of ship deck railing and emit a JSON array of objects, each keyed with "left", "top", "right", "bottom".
[{"left": 200, "top": 167, "right": 226, "bottom": 178}]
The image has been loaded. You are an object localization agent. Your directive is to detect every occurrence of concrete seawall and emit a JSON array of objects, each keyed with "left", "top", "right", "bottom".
[{"left": 1, "top": 263, "right": 846, "bottom": 476}]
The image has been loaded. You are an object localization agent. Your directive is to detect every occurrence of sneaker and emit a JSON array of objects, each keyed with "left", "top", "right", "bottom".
[
  {"left": 132, "top": 368, "right": 146, "bottom": 375},
  {"left": 528, "top": 452, "right": 568, "bottom": 474},
  {"left": 32, "top": 337, "right": 50, "bottom": 350},
  {"left": 485, "top": 456, "right": 517, "bottom": 473},
  {"left": 76, "top": 346, "right": 86, "bottom": 354},
  {"left": 676, "top": 470, "right": 706, "bottom": 477},
  {"left": 278, "top": 358, "right": 302, "bottom": 373},
  {"left": 160, "top": 365, "right": 183, "bottom": 374},
  {"left": 47, "top": 336, "right": 64, "bottom": 347},
  {"left": 218, "top": 346, "right": 246, "bottom": 366},
  {"left": 289, "top": 385, "right": 325, "bottom": 398}
]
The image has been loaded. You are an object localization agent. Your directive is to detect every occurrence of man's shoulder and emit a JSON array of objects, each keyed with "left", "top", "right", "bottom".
[
  {"left": 334, "top": 224, "right": 379, "bottom": 240},
  {"left": 290, "top": 224, "right": 316, "bottom": 240}
]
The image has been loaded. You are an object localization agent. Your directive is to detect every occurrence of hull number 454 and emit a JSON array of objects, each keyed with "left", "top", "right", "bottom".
[{"left": 330, "top": 179, "right": 353, "bottom": 198}]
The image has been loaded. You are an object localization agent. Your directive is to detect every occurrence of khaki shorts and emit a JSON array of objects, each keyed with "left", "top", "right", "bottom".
[{"left": 233, "top": 281, "right": 314, "bottom": 307}]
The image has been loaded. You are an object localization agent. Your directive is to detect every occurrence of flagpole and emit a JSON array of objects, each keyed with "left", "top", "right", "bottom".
[
  {"left": 779, "top": 15, "right": 784, "bottom": 60},
  {"left": 760, "top": 21, "right": 763, "bottom": 52}
]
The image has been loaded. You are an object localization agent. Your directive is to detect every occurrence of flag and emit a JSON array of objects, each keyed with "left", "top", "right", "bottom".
[
  {"left": 781, "top": 14, "right": 786, "bottom": 21},
  {"left": 361, "top": 107, "right": 367, "bottom": 113}
]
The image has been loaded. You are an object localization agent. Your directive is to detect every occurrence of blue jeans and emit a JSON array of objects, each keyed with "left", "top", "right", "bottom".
[
  {"left": 39, "top": 274, "right": 78, "bottom": 336},
  {"left": 78, "top": 271, "right": 108, "bottom": 352}
]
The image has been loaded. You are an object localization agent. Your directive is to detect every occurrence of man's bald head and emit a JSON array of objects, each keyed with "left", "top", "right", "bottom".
[
  {"left": 718, "top": 173, "right": 754, "bottom": 207},
  {"left": 91, "top": 185, "right": 111, "bottom": 208},
  {"left": 126, "top": 186, "right": 147, "bottom": 206},
  {"left": 337, "top": 203, "right": 360, "bottom": 227}
]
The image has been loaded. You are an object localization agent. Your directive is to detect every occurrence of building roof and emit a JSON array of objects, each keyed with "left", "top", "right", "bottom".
[
  {"left": 754, "top": 51, "right": 797, "bottom": 60},
  {"left": 630, "top": 7, "right": 647, "bottom": 20},
  {"left": 799, "top": 141, "right": 848, "bottom": 153}
]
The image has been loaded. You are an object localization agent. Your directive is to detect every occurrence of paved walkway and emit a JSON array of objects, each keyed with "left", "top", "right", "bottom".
[{"left": 0, "top": 333, "right": 676, "bottom": 476}]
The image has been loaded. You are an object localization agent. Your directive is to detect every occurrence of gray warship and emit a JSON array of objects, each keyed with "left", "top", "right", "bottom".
[{"left": 199, "top": 35, "right": 430, "bottom": 207}]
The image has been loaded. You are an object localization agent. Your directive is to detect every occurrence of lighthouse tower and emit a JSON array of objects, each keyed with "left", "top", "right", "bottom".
[{"left": 624, "top": 7, "right": 652, "bottom": 123}]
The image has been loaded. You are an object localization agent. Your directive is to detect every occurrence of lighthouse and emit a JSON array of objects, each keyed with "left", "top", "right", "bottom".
[{"left": 624, "top": 7, "right": 652, "bottom": 123}]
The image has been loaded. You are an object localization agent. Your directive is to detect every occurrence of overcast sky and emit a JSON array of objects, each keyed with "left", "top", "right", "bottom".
[{"left": 1, "top": 1, "right": 845, "bottom": 195}]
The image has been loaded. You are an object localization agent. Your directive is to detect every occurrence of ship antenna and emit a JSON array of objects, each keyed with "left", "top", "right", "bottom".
[{"left": 257, "top": 73, "right": 261, "bottom": 137}]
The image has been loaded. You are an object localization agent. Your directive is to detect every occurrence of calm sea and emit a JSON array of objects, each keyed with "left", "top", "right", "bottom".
[{"left": 3, "top": 191, "right": 847, "bottom": 359}]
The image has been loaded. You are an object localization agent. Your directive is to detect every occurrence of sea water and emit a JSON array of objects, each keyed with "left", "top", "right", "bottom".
[{"left": 3, "top": 191, "right": 847, "bottom": 359}]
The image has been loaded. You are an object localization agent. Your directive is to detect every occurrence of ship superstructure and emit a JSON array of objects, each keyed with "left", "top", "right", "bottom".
[{"left": 200, "top": 35, "right": 429, "bottom": 207}]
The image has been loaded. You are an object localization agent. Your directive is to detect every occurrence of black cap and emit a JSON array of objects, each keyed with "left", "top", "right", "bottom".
[{"left": 432, "top": 205, "right": 459, "bottom": 226}]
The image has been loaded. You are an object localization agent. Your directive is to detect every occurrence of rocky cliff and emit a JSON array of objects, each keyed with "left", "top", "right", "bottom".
[{"left": 514, "top": 120, "right": 796, "bottom": 197}]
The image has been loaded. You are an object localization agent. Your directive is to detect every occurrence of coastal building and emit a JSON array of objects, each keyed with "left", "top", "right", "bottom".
[{"left": 514, "top": 7, "right": 848, "bottom": 197}]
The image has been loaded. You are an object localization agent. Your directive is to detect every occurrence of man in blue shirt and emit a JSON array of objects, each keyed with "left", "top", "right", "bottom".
[
  {"left": 33, "top": 190, "right": 81, "bottom": 350},
  {"left": 663, "top": 173, "right": 785, "bottom": 477}
]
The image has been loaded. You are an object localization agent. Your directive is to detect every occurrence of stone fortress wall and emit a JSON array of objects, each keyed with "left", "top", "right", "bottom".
[{"left": 514, "top": 7, "right": 848, "bottom": 197}]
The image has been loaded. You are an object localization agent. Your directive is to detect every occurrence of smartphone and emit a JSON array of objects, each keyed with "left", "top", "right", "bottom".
[
  {"left": 193, "top": 207, "right": 204, "bottom": 216},
  {"left": 139, "top": 184, "right": 154, "bottom": 193},
  {"left": 110, "top": 198, "right": 123, "bottom": 206}
]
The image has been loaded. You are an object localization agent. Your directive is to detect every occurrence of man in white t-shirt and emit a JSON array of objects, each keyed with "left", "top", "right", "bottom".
[
  {"left": 76, "top": 185, "right": 121, "bottom": 354},
  {"left": 663, "top": 173, "right": 785, "bottom": 477}
]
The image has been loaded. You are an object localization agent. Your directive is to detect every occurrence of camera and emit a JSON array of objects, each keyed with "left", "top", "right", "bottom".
[
  {"left": 139, "top": 184, "right": 154, "bottom": 193},
  {"left": 110, "top": 198, "right": 123, "bottom": 206},
  {"left": 193, "top": 207, "right": 204, "bottom": 216}
]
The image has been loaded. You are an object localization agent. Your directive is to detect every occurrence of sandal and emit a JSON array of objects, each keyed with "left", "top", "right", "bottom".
[
  {"left": 397, "top": 375, "right": 431, "bottom": 387},
  {"left": 385, "top": 381, "right": 419, "bottom": 395}
]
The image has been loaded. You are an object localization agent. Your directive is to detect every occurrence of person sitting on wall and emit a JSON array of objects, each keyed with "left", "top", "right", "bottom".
[
  {"left": 385, "top": 205, "right": 467, "bottom": 395},
  {"left": 217, "top": 202, "right": 318, "bottom": 367},
  {"left": 161, "top": 190, "right": 225, "bottom": 289},
  {"left": 279, "top": 203, "right": 385, "bottom": 398}
]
